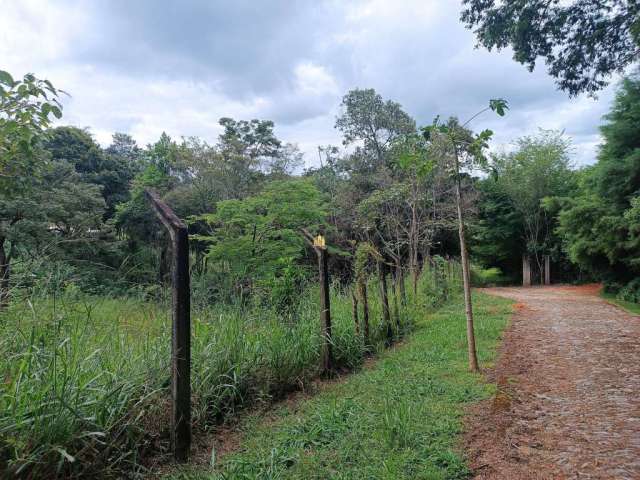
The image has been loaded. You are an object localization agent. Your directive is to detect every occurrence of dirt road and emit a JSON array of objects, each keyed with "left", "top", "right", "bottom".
[{"left": 465, "top": 285, "right": 640, "bottom": 479}]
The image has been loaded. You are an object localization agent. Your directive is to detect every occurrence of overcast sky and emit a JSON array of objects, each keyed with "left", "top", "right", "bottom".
[{"left": 1, "top": 0, "right": 620, "bottom": 168}]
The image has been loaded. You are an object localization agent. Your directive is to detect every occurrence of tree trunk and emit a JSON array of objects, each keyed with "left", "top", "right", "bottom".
[
  {"left": 0, "top": 238, "right": 10, "bottom": 309},
  {"left": 391, "top": 267, "right": 400, "bottom": 328},
  {"left": 358, "top": 278, "right": 370, "bottom": 347},
  {"left": 410, "top": 201, "right": 419, "bottom": 298},
  {"left": 351, "top": 288, "right": 360, "bottom": 335},
  {"left": 411, "top": 265, "right": 419, "bottom": 299},
  {"left": 396, "top": 261, "right": 407, "bottom": 306},
  {"left": 454, "top": 158, "right": 480, "bottom": 373},
  {"left": 377, "top": 260, "right": 392, "bottom": 345}
]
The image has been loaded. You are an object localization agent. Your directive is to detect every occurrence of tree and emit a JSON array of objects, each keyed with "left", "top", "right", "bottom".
[
  {"left": 358, "top": 184, "right": 410, "bottom": 323},
  {"left": 194, "top": 179, "right": 328, "bottom": 305},
  {"left": 423, "top": 100, "right": 508, "bottom": 372},
  {"left": 393, "top": 133, "right": 437, "bottom": 296},
  {"left": 0, "top": 70, "right": 64, "bottom": 193},
  {"left": 473, "top": 174, "right": 524, "bottom": 279},
  {"left": 489, "top": 130, "right": 576, "bottom": 280},
  {"left": 44, "top": 127, "right": 136, "bottom": 218},
  {"left": 0, "top": 161, "right": 109, "bottom": 304},
  {"left": 461, "top": 0, "right": 640, "bottom": 96},
  {"left": 335, "top": 88, "right": 416, "bottom": 166},
  {"left": 556, "top": 75, "right": 640, "bottom": 288},
  {"left": 219, "top": 117, "right": 282, "bottom": 161},
  {"left": 0, "top": 70, "right": 65, "bottom": 304}
]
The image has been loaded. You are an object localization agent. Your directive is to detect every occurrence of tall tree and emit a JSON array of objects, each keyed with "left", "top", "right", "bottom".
[
  {"left": 335, "top": 88, "right": 416, "bottom": 167},
  {"left": 44, "top": 127, "right": 135, "bottom": 218},
  {"left": 424, "top": 99, "right": 507, "bottom": 372},
  {"left": 490, "top": 130, "right": 576, "bottom": 279},
  {"left": 461, "top": 0, "right": 640, "bottom": 96},
  {"left": 556, "top": 75, "right": 640, "bottom": 288},
  {"left": 0, "top": 70, "right": 64, "bottom": 191},
  {"left": 0, "top": 71, "right": 64, "bottom": 305},
  {"left": 194, "top": 179, "right": 328, "bottom": 305}
]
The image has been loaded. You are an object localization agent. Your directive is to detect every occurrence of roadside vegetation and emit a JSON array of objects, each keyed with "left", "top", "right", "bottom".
[
  {"left": 168, "top": 291, "right": 513, "bottom": 480},
  {"left": 2, "top": 2, "right": 640, "bottom": 476},
  {"left": 1, "top": 260, "right": 460, "bottom": 477},
  {"left": 601, "top": 291, "right": 640, "bottom": 316}
]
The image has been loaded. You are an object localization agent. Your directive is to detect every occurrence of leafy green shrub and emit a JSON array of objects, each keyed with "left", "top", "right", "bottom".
[
  {"left": 470, "top": 266, "right": 509, "bottom": 287},
  {"left": 617, "top": 278, "right": 640, "bottom": 304}
]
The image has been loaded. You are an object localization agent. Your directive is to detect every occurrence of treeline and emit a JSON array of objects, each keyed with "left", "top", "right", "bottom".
[
  {"left": 2, "top": 70, "right": 640, "bottom": 308},
  {"left": 473, "top": 73, "right": 640, "bottom": 302},
  {"left": 2, "top": 82, "right": 486, "bottom": 310}
]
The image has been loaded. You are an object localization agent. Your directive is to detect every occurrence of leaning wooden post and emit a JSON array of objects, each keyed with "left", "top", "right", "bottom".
[{"left": 145, "top": 189, "right": 191, "bottom": 462}]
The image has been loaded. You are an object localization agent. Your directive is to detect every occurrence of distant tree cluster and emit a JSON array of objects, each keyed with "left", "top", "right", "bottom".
[{"left": 1, "top": 73, "right": 497, "bottom": 319}]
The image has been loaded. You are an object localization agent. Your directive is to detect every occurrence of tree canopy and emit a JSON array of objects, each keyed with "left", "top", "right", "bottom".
[{"left": 461, "top": 0, "right": 640, "bottom": 96}]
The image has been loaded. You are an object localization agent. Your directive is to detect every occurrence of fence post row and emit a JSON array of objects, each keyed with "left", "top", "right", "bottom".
[{"left": 144, "top": 189, "right": 191, "bottom": 462}]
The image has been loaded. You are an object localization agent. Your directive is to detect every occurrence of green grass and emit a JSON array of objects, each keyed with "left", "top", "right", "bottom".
[
  {"left": 0, "top": 265, "right": 459, "bottom": 478},
  {"left": 167, "top": 292, "right": 513, "bottom": 480},
  {"left": 601, "top": 291, "right": 640, "bottom": 315}
]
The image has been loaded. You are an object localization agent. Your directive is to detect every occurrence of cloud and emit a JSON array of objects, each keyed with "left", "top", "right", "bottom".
[{"left": 0, "top": 0, "right": 618, "bottom": 166}]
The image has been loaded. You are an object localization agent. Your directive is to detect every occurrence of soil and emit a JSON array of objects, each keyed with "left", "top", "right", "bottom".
[{"left": 465, "top": 285, "right": 640, "bottom": 480}]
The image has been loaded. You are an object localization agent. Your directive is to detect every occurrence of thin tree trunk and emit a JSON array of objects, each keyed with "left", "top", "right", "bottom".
[
  {"left": 377, "top": 260, "right": 392, "bottom": 345},
  {"left": 391, "top": 267, "right": 400, "bottom": 328},
  {"left": 397, "top": 262, "right": 407, "bottom": 306},
  {"left": 351, "top": 288, "right": 360, "bottom": 335},
  {"left": 358, "top": 278, "right": 370, "bottom": 347},
  {"left": 0, "top": 238, "right": 10, "bottom": 309},
  {"left": 453, "top": 154, "right": 479, "bottom": 373},
  {"left": 410, "top": 200, "right": 419, "bottom": 298}
]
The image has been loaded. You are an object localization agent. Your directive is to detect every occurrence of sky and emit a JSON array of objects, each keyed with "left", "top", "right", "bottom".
[{"left": 0, "top": 0, "right": 621, "bottom": 168}]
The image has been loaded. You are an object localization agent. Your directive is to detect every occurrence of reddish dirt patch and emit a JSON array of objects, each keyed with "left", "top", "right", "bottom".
[{"left": 465, "top": 285, "right": 640, "bottom": 479}]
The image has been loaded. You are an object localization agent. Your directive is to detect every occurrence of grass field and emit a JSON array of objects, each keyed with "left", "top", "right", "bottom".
[
  {"left": 0, "top": 265, "right": 460, "bottom": 478},
  {"left": 167, "top": 291, "right": 513, "bottom": 480}
]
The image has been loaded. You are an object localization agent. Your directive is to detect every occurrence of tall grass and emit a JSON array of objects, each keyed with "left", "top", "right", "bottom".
[{"left": 0, "top": 259, "right": 460, "bottom": 478}]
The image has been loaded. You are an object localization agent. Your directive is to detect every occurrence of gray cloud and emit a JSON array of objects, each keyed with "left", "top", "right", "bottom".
[{"left": 0, "top": 0, "right": 619, "bottom": 167}]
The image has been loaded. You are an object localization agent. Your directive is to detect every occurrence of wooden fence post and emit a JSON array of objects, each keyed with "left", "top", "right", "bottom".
[
  {"left": 378, "top": 260, "right": 393, "bottom": 345},
  {"left": 358, "top": 278, "right": 370, "bottom": 348},
  {"left": 522, "top": 255, "right": 531, "bottom": 287},
  {"left": 351, "top": 289, "right": 359, "bottom": 335},
  {"left": 314, "top": 235, "right": 333, "bottom": 374},
  {"left": 544, "top": 255, "right": 551, "bottom": 285},
  {"left": 145, "top": 189, "right": 191, "bottom": 462}
]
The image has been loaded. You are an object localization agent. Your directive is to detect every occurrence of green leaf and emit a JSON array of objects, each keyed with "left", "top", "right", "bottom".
[
  {"left": 0, "top": 70, "right": 14, "bottom": 86},
  {"left": 51, "top": 105, "right": 62, "bottom": 119},
  {"left": 489, "top": 98, "right": 509, "bottom": 117}
]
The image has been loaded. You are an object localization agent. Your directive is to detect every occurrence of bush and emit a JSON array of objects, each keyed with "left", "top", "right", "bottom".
[
  {"left": 470, "top": 266, "right": 509, "bottom": 287},
  {"left": 617, "top": 278, "right": 640, "bottom": 304}
]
